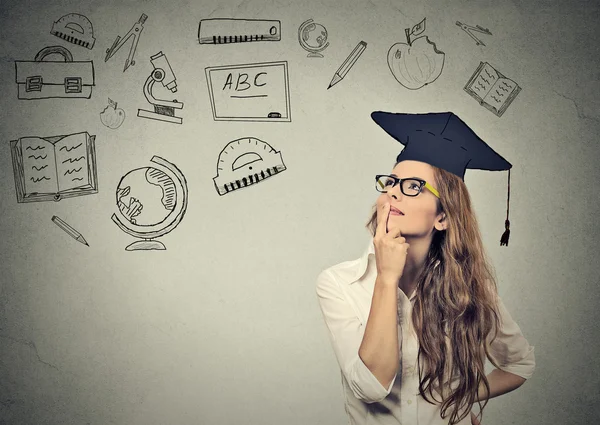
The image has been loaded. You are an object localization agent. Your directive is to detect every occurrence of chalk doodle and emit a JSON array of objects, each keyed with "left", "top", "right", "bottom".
[
  {"left": 15, "top": 45, "right": 95, "bottom": 99},
  {"left": 198, "top": 18, "right": 281, "bottom": 44},
  {"left": 387, "top": 18, "right": 445, "bottom": 90},
  {"left": 464, "top": 61, "right": 521, "bottom": 117},
  {"left": 100, "top": 98, "right": 126, "bottom": 129},
  {"left": 327, "top": 40, "right": 367, "bottom": 89},
  {"left": 51, "top": 13, "right": 96, "bottom": 49},
  {"left": 112, "top": 156, "right": 188, "bottom": 251},
  {"left": 213, "top": 137, "right": 286, "bottom": 196},
  {"left": 205, "top": 61, "right": 291, "bottom": 122},
  {"left": 105, "top": 13, "right": 148, "bottom": 72},
  {"left": 298, "top": 18, "right": 329, "bottom": 58},
  {"left": 455, "top": 21, "right": 492, "bottom": 46},
  {"left": 137, "top": 52, "right": 184, "bottom": 124},
  {"left": 9, "top": 131, "right": 97, "bottom": 203}
]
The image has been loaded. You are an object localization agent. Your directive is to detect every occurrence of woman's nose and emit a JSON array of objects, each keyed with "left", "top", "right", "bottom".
[{"left": 388, "top": 183, "right": 403, "bottom": 199}]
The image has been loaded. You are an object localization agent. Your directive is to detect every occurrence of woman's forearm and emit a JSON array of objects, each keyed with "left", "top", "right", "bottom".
[
  {"left": 358, "top": 275, "right": 399, "bottom": 389},
  {"left": 475, "top": 368, "right": 527, "bottom": 402}
]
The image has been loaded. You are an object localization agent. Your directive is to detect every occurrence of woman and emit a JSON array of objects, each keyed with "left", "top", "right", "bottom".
[{"left": 316, "top": 111, "right": 535, "bottom": 425}]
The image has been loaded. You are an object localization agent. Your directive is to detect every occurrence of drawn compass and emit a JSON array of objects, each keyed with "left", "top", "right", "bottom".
[
  {"left": 213, "top": 137, "right": 286, "bottom": 196},
  {"left": 455, "top": 21, "right": 492, "bottom": 46},
  {"left": 51, "top": 13, "right": 96, "bottom": 49},
  {"left": 105, "top": 13, "right": 148, "bottom": 72}
]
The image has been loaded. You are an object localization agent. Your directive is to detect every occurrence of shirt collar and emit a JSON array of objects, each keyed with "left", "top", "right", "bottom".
[{"left": 348, "top": 238, "right": 375, "bottom": 284}]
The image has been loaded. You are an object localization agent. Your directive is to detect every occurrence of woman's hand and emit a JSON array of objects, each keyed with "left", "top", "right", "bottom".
[
  {"left": 470, "top": 412, "right": 481, "bottom": 425},
  {"left": 373, "top": 202, "right": 410, "bottom": 284}
]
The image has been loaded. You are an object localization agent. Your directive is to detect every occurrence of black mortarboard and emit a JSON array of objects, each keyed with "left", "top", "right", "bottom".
[{"left": 371, "top": 111, "right": 512, "bottom": 246}]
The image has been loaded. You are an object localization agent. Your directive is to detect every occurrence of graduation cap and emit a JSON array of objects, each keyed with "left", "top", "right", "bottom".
[{"left": 371, "top": 111, "right": 512, "bottom": 246}]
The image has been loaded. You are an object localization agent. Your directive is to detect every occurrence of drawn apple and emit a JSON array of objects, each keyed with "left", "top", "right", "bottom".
[
  {"left": 387, "top": 19, "right": 445, "bottom": 90},
  {"left": 100, "top": 98, "right": 126, "bottom": 129}
]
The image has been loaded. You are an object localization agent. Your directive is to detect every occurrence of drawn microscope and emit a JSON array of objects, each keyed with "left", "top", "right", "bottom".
[{"left": 137, "top": 51, "right": 184, "bottom": 124}]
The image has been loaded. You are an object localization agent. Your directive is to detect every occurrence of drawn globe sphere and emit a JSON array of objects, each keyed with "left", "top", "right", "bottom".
[
  {"left": 301, "top": 23, "right": 328, "bottom": 49},
  {"left": 116, "top": 167, "right": 176, "bottom": 227}
]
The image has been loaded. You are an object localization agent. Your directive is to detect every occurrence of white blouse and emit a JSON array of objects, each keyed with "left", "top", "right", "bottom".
[{"left": 316, "top": 239, "right": 536, "bottom": 425}]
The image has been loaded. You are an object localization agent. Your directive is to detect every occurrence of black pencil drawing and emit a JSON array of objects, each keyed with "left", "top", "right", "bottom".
[
  {"left": 387, "top": 18, "right": 445, "bottom": 90},
  {"left": 9, "top": 131, "right": 98, "bottom": 203},
  {"left": 137, "top": 52, "right": 184, "bottom": 124},
  {"left": 464, "top": 61, "right": 521, "bottom": 117},
  {"left": 111, "top": 156, "right": 188, "bottom": 251},
  {"left": 100, "top": 98, "right": 126, "bottom": 129},
  {"left": 51, "top": 215, "right": 89, "bottom": 246},
  {"left": 105, "top": 13, "right": 148, "bottom": 72},
  {"left": 298, "top": 19, "right": 329, "bottom": 58},
  {"left": 198, "top": 18, "right": 281, "bottom": 44},
  {"left": 213, "top": 137, "right": 286, "bottom": 196},
  {"left": 455, "top": 21, "right": 492, "bottom": 46},
  {"left": 15, "top": 45, "right": 95, "bottom": 99},
  {"left": 327, "top": 40, "right": 367, "bottom": 89},
  {"left": 51, "top": 13, "right": 96, "bottom": 49},
  {"left": 205, "top": 61, "right": 291, "bottom": 122}
]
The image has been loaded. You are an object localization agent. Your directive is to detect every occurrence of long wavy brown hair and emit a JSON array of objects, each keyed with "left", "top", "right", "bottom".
[{"left": 366, "top": 163, "right": 502, "bottom": 425}]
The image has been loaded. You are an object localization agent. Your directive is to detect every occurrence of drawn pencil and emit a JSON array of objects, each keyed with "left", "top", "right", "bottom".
[
  {"left": 327, "top": 40, "right": 367, "bottom": 89},
  {"left": 51, "top": 215, "right": 89, "bottom": 246}
]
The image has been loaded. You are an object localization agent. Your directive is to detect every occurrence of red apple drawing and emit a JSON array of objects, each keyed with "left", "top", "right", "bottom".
[
  {"left": 100, "top": 98, "right": 126, "bottom": 129},
  {"left": 387, "top": 19, "right": 445, "bottom": 90}
]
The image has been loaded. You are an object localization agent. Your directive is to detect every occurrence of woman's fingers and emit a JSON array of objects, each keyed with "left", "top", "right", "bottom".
[
  {"left": 375, "top": 202, "right": 390, "bottom": 236},
  {"left": 392, "top": 223, "right": 403, "bottom": 240}
]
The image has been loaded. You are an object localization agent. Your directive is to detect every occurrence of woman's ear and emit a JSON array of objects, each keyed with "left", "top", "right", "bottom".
[{"left": 435, "top": 213, "right": 447, "bottom": 231}]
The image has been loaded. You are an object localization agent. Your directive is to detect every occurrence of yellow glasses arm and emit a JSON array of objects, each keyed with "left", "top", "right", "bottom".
[{"left": 425, "top": 181, "right": 440, "bottom": 198}]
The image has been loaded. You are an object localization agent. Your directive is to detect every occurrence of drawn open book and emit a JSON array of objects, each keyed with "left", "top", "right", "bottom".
[
  {"left": 464, "top": 62, "right": 521, "bottom": 117},
  {"left": 10, "top": 131, "right": 97, "bottom": 203}
]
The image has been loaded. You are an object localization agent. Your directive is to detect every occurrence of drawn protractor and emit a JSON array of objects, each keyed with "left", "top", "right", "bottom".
[
  {"left": 213, "top": 137, "right": 286, "bottom": 196},
  {"left": 51, "top": 13, "right": 96, "bottom": 49}
]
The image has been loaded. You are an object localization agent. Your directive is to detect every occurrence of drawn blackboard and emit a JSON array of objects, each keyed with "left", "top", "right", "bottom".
[{"left": 205, "top": 61, "right": 291, "bottom": 122}]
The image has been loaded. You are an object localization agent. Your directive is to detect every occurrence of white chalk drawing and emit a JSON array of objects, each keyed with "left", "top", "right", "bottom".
[
  {"left": 327, "top": 40, "right": 367, "bottom": 89},
  {"left": 105, "top": 13, "right": 148, "bottom": 72},
  {"left": 298, "top": 19, "right": 329, "bottom": 58},
  {"left": 9, "top": 131, "right": 98, "bottom": 203},
  {"left": 112, "top": 156, "right": 188, "bottom": 251},
  {"left": 198, "top": 18, "right": 281, "bottom": 44},
  {"left": 137, "top": 52, "right": 184, "bottom": 124},
  {"left": 464, "top": 62, "right": 521, "bottom": 117},
  {"left": 51, "top": 13, "right": 96, "bottom": 49},
  {"left": 387, "top": 18, "right": 445, "bottom": 90},
  {"left": 213, "top": 137, "right": 286, "bottom": 196},
  {"left": 100, "top": 98, "right": 126, "bottom": 129},
  {"left": 455, "top": 21, "right": 492, "bottom": 46},
  {"left": 15, "top": 45, "right": 95, "bottom": 99},
  {"left": 205, "top": 61, "right": 291, "bottom": 122}
]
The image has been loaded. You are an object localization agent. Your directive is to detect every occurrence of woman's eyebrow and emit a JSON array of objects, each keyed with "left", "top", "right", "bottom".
[{"left": 391, "top": 173, "right": 421, "bottom": 179}]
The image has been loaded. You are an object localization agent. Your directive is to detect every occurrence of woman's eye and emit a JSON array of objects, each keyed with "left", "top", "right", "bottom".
[{"left": 384, "top": 179, "right": 395, "bottom": 186}]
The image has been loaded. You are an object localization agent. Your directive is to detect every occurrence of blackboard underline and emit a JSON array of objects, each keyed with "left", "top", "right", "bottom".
[{"left": 230, "top": 95, "right": 269, "bottom": 98}]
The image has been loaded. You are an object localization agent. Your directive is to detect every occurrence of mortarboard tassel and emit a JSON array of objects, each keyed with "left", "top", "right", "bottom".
[{"left": 500, "top": 169, "right": 510, "bottom": 246}]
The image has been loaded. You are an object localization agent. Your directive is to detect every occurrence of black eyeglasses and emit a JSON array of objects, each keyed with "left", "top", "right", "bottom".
[{"left": 375, "top": 175, "right": 440, "bottom": 198}]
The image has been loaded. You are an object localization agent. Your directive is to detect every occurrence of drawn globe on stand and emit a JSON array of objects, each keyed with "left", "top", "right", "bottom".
[
  {"left": 298, "top": 18, "right": 329, "bottom": 58},
  {"left": 111, "top": 156, "right": 188, "bottom": 251}
]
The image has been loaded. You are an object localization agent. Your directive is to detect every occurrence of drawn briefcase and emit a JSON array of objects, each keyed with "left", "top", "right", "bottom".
[{"left": 15, "top": 45, "right": 95, "bottom": 100}]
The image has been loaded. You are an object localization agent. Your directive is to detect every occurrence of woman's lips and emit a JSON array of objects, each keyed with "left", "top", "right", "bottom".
[{"left": 389, "top": 207, "right": 404, "bottom": 216}]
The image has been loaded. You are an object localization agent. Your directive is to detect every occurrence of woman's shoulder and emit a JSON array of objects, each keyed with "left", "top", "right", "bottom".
[
  {"left": 317, "top": 258, "right": 361, "bottom": 283},
  {"left": 316, "top": 239, "right": 373, "bottom": 288}
]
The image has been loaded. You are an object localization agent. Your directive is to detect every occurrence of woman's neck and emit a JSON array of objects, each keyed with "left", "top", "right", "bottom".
[{"left": 398, "top": 235, "right": 432, "bottom": 296}]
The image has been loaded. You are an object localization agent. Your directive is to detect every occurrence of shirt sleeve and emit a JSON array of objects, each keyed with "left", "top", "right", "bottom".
[
  {"left": 316, "top": 269, "right": 396, "bottom": 403},
  {"left": 487, "top": 296, "right": 536, "bottom": 380}
]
